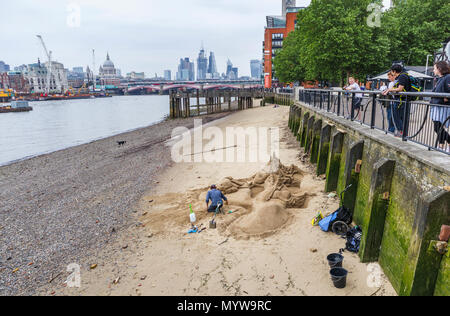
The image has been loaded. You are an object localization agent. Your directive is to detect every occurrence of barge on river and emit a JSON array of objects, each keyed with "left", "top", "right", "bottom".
[{"left": 0, "top": 101, "right": 33, "bottom": 113}]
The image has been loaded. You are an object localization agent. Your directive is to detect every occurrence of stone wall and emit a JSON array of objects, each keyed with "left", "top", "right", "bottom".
[{"left": 288, "top": 101, "right": 450, "bottom": 296}]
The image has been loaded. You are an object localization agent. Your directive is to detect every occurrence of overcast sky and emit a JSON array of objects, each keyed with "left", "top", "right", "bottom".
[{"left": 1, "top": 0, "right": 390, "bottom": 77}]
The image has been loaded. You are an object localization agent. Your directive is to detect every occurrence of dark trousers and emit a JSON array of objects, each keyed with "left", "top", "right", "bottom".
[
  {"left": 392, "top": 101, "right": 404, "bottom": 132},
  {"left": 433, "top": 121, "right": 450, "bottom": 145},
  {"left": 387, "top": 103, "right": 395, "bottom": 133},
  {"left": 208, "top": 203, "right": 223, "bottom": 213}
]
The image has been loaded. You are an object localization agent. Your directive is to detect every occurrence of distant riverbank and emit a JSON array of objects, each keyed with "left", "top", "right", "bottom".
[
  {"left": 0, "top": 112, "right": 230, "bottom": 296},
  {"left": 0, "top": 95, "right": 170, "bottom": 166}
]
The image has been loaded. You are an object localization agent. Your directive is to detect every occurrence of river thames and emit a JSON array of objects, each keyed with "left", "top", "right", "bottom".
[{"left": 0, "top": 95, "right": 170, "bottom": 166}]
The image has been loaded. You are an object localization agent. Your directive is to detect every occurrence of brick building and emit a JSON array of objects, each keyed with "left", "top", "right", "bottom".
[
  {"left": 0, "top": 72, "right": 29, "bottom": 92},
  {"left": 263, "top": 0, "right": 305, "bottom": 88}
]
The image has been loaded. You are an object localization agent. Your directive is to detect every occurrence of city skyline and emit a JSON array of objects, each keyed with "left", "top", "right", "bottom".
[{"left": 1, "top": 0, "right": 312, "bottom": 78}]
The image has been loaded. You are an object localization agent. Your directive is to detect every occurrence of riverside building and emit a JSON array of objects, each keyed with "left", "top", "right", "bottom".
[{"left": 263, "top": 0, "right": 305, "bottom": 88}]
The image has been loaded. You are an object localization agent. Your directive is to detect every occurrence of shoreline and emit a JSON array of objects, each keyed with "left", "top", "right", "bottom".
[
  {"left": 0, "top": 111, "right": 231, "bottom": 296},
  {"left": 0, "top": 116, "right": 169, "bottom": 168}
]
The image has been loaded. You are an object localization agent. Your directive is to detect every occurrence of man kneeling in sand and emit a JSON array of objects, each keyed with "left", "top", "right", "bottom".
[{"left": 206, "top": 185, "right": 228, "bottom": 213}]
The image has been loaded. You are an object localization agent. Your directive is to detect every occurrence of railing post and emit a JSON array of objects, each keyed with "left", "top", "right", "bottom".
[
  {"left": 319, "top": 91, "right": 323, "bottom": 109},
  {"left": 402, "top": 96, "right": 410, "bottom": 142},
  {"left": 327, "top": 91, "right": 331, "bottom": 112},
  {"left": 337, "top": 91, "right": 341, "bottom": 116},
  {"left": 371, "top": 93, "right": 377, "bottom": 129},
  {"left": 351, "top": 94, "right": 355, "bottom": 121}
]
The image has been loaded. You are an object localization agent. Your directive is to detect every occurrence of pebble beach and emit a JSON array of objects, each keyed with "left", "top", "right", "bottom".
[{"left": 0, "top": 112, "right": 229, "bottom": 296}]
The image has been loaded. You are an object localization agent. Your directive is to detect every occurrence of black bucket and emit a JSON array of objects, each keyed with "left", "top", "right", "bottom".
[
  {"left": 330, "top": 268, "right": 348, "bottom": 289},
  {"left": 327, "top": 253, "right": 344, "bottom": 268}
]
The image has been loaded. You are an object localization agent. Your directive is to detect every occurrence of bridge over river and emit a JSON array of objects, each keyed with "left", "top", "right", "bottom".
[{"left": 125, "top": 81, "right": 262, "bottom": 95}]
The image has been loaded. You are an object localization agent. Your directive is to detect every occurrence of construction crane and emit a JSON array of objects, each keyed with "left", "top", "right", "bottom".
[
  {"left": 36, "top": 35, "right": 53, "bottom": 95},
  {"left": 92, "top": 49, "right": 97, "bottom": 91}
]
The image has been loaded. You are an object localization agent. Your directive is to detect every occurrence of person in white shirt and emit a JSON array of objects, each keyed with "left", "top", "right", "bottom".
[{"left": 344, "top": 77, "right": 363, "bottom": 120}]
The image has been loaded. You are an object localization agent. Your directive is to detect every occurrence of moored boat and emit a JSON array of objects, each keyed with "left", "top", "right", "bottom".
[{"left": 0, "top": 101, "right": 33, "bottom": 113}]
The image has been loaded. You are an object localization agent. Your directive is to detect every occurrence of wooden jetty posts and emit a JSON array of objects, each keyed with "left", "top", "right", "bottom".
[{"left": 169, "top": 89, "right": 264, "bottom": 119}]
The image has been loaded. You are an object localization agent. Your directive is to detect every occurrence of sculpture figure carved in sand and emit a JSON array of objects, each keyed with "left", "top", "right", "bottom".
[{"left": 142, "top": 158, "right": 315, "bottom": 240}]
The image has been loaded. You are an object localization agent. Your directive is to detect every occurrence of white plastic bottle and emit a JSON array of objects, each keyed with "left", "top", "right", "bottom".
[{"left": 189, "top": 205, "right": 196, "bottom": 226}]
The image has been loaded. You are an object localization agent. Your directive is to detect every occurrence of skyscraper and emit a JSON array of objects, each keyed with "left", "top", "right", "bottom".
[
  {"left": 225, "top": 59, "right": 239, "bottom": 80},
  {"left": 0, "top": 61, "right": 10, "bottom": 73},
  {"left": 197, "top": 45, "right": 208, "bottom": 80},
  {"left": 177, "top": 58, "right": 195, "bottom": 81},
  {"left": 164, "top": 70, "right": 172, "bottom": 81},
  {"left": 282, "top": 0, "right": 296, "bottom": 16},
  {"left": 226, "top": 59, "right": 233, "bottom": 78},
  {"left": 250, "top": 60, "right": 262, "bottom": 79},
  {"left": 207, "top": 52, "right": 219, "bottom": 79}
]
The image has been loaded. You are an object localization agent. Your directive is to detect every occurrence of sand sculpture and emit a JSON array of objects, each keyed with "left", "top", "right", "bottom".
[{"left": 143, "top": 158, "right": 315, "bottom": 240}]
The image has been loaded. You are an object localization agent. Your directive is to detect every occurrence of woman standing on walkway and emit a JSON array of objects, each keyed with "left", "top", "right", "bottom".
[{"left": 430, "top": 61, "right": 450, "bottom": 151}]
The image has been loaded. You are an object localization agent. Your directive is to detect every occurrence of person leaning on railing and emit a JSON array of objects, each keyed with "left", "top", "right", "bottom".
[
  {"left": 382, "top": 65, "right": 413, "bottom": 137},
  {"left": 430, "top": 61, "right": 450, "bottom": 150}
]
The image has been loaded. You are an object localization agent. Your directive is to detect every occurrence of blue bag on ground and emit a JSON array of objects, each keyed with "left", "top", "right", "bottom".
[{"left": 319, "top": 213, "right": 338, "bottom": 232}]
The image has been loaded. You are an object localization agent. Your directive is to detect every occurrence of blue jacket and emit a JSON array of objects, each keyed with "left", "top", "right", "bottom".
[{"left": 206, "top": 189, "right": 227, "bottom": 206}]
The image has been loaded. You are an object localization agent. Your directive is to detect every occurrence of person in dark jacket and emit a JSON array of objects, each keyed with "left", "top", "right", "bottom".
[
  {"left": 206, "top": 185, "right": 228, "bottom": 213},
  {"left": 430, "top": 61, "right": 450, "bottom": 150},
  {"left": 383, "top": 64, "right": 412, "bottom": 136}
]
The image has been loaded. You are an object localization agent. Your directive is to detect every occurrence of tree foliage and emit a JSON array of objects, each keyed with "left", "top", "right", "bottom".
[
  {"left": 382, "top": 0, "right": 450, "bottom": 65},
  {"left": 274, "top": 0, "right": 450, "bottom": 85}
]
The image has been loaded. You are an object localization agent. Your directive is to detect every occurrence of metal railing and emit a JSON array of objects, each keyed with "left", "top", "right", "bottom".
[{"left": 298, "top": 88, "right": 450, "bottom": 155}]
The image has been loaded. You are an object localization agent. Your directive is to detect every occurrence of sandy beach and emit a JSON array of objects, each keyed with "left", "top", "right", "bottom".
[
  {"left": 0, "top": 112, "right": 231, "bottom": 296},
  {"left": 30, "top": 104, "right": 397, "bottom": 297}
]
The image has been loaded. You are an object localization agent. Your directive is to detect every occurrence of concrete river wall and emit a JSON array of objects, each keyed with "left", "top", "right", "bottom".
[{"left": 288, "top": 96, "right": 449, "bottom": 296}]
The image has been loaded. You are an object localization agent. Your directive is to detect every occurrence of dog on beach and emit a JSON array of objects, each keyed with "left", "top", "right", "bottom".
[{"left": 117, "top": 141, "right": 127, "bottom": 147}]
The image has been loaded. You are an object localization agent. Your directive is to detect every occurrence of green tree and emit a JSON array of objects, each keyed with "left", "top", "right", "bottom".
[
  {"left": 273, "top": 32, "right": 306, "bottom": 83},
  {"left": 382, "top": 0, "right": 450, "bottom": 66},
  {"left": 296, "top": 0, "right": 389, "bottom": 83}
]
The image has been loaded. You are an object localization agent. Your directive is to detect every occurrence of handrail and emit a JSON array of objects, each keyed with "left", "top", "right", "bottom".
[
  {"left": 299, "top": 88, "right": 450, "bottom": 99},
  {"left": 296, "top": 88, "right": 450, "bottom": 155}
]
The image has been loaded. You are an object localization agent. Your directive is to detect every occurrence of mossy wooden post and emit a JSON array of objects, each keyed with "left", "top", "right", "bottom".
[
  {"left": 358, "top": 159, "right": 396, "bottom": 263},
  {"left": 317, "top": 124, "right": 332, "bottom": 176},
  {"left": 325, "top": 131, "right": 344, "bottom": 192},
  {"left": 310, "top": 119, "right": 322, "bottom": 164},
  {"left": 169, "top": 94, "right": 174, "bottom": 118},
  {"left": 291, "top": 106, "right": 297, "bottom": 133},
  {"left": 300, "top": 112, "right": 310, "bottom": 146},
  {"left": 294, "top": 107, "right": 303, "bottom": 142},
  {"left": 305, "top": 116, "right": 315, "bottom": 154},
  {"left": 174, "top": 97, "right": 178, "bottom": 118},
  {"left": 341, "top": 141, "right": 364, "bottom": 212},
  {"left": 293, "top": 106, "right": 300, "bottom": 134},
  {"left": 288, "top": 106, "right": 294, "bottom": 131},
  {"left": 399, "top": 190, "right": 450, "bottom": 296},
  {"left": 434, "top": 250, "right": 450, "bottom": 296},
  {"left": 228, "top": 93, "right": 232, "bottom": 111}
]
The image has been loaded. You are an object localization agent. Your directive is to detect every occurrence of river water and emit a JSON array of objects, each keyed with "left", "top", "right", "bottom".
[{"left": 0, "top": 95, "right": 170, "bottom": 166}]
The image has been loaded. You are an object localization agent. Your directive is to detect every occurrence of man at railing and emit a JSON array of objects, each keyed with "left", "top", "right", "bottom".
[{"left": 382, "top": 65, "right": 413, "bottom": 137}]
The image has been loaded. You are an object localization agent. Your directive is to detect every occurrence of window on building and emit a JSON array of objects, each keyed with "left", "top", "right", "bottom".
[
  {"left": 272, "top": 33, "right": 284, "bottom": 40},
  {"left": 272, "top": 40, "right": 283, "bottom": 48}
]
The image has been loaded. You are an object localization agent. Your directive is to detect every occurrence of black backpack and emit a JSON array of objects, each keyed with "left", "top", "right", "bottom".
[
  {"left": 345, "top": 226, "right": 363, "bottom": 253},
  {"left": 395, "top": 73, "right": 423, "bottom": 102}
]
